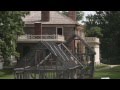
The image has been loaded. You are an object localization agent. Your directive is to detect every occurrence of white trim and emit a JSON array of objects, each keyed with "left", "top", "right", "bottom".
[{"left": 18, "top": 35, "right": 65, "bottom": 43}]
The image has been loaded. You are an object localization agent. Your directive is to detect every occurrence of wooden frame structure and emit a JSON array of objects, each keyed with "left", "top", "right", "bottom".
[{"left": 14, "top": 34, "right": 95, "bottom": 79}]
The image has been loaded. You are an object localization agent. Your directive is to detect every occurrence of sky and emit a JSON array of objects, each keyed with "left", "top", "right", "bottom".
[
  {"left": 83, "top": 11, "right": 95, "bottom": 20},
  {"left": 80, "top": 11, "right": 95, "bottom": 24}
]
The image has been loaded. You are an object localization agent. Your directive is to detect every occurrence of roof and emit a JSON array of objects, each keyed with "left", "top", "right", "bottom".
[{"left": 23, "top": 11, "right": 78, "bottom": 25}]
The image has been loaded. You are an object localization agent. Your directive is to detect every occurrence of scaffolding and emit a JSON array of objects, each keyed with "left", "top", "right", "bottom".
[{"left": 14, "top": 34, "right": 95, "bottom": 79}]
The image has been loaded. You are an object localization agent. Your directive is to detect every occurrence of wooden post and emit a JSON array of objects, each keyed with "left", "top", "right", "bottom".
[{"left": 89, "top": 54, "right": 95, "bottom": 78}]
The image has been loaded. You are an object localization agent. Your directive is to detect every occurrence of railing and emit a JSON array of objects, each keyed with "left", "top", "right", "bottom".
[
  {"left": 14, "top": 69, "right": 78, "bottom": 79},
  {"left": 85, "top": 37, "right": 100, "bottom": 44},
  {"left": 18, "top": 35, "right": 65, "bottom": 42},
  {"left": 15, "top": 34, "right": 96, "bottom": 79},
  {"left": 59, "top": 43, "right": 84, "bottom": 67},
  {"left": 64, "top": 34, "right": 96, "bottom": 78}
]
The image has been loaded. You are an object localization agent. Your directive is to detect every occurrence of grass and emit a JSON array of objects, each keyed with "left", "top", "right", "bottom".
[
  {"left": 1, "top": 65, "right": 120, "bottom": 79},
  {"left": 94, "top": 66, "right": 120, "bottom": 79},
  {"left": 0, "top": 69, "right": 14, "bottom": 79},
  {"left": 95, "top": 64, "right": 108, "bottom": 70},
  {"left": 0, "top": 69, "right": 57, "bottom": 79}
]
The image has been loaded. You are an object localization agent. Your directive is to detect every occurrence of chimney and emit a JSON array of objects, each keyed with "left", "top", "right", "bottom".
[
  {"left": 34, "top": 22, "right": 42, "bottom": 35},
  {"left": 68, "top": 11, "right": 76, "bottom": 21},
  {"left": 41, "top": 11, "right": 50, "bottom": 21}
]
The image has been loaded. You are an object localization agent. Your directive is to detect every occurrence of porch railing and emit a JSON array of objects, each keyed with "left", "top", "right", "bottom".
[
  {"left": 85, "top": 37, "right": 100, "bottom": 44},
  {"left": 18, "top": 35, "right": 65, "bottom": 42}
]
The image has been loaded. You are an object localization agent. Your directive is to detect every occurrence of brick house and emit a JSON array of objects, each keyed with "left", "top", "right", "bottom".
[
  {"left": 0, "top": 11, "right": 100, "bottom": 72},
  {"left": 17, "top": 11, "right": 84, "bottom": 59},
  {"left": 0, "top": 11, "right": 100, "bottom": 66},
  {"left": 14, "top": 11, "right": 98, "bottom": 79}
]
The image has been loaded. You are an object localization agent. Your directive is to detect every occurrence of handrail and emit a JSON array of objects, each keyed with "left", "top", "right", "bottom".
[
  {"left": 58, "top": 45, "right": 70, "bottom": 61},
  {"left": 61, "top": 43, "right": 84, "bottom": 67},
  {"left": 75, "top": 35, "right": 96, "bottom": 55},
  {"left": 85, "top": 37, "right": 100, "bottom": 44},
  {"left": 37, "top": 53, "right": 52, "bottom": 66},
  {"left": 64, "top": 34, "right": 96, "bottom": 55}
]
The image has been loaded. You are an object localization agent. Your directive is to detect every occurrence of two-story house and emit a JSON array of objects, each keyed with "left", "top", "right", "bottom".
[
  {"left": 17, "top": 11, "right": 83, "bottom": 59},
  {"left": 14, "top": 11, "right": 97, "bottom": 79}
]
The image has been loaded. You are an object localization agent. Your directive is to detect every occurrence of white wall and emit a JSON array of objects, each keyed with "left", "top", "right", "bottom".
[
  {"left": 86, "top": 37, "right": 100, "bottom": 65},
  {"left": 94, "top": 44, "right": 100, "bottom": 65}
]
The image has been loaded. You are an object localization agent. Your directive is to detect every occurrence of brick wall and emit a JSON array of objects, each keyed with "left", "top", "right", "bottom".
[
  {"left": 64, "top": 27, "right": 75, "bottom": 52},
  {"left": 24, "top": 27, "right": 34, "bottom": 34},
  {"left": 41, "top": 11, "right": 50, "bottom": 21},
  {"left": 68, "top": 11, "right": 76, "bottom": 21},
  {"left": 42, "top": 27, "right": 56, "bottom": 35},
  {"left": 34, "top": 23, "right": 42, "bottom": 35},
  {"left": 23, "top": 25, "right": 75, "bottom": 52}
]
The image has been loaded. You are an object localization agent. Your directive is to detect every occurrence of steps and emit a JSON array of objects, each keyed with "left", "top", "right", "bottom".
[
  {"left": 41, "top": 41, "right": 84, "bottom": 69},
  {"left": 14, "top": 34, "right": 95, "bottom": 79}
]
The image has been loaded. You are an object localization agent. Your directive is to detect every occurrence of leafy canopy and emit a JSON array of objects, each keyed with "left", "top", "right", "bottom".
[
  {"left": 0, "top": 11, "right": 29, "bottom": 64},
  {"left": 85, "top": 11, "right": 120, "bottom": 64}
]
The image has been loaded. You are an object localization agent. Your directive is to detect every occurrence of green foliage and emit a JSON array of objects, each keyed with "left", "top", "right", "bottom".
[
  {"left": 85, "top": 26, "right": 103, "bottom": 38},
  {"left": 62, "top": 11, "right": 84, "bottom": 21},
  {"left": 101, "top": 57, "right": 120, "bottom": 65},
  {"left": 85, "top": 11, "right": 120, "bottom": 64},
  {"left": 0, "top": 11, "right": 29, "bottom": 65}
]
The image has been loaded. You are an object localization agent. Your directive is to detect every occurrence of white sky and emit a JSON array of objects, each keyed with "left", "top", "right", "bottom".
[
  {"left": 80, "top": 11, "right": 95, "bottom": 24},
  {"left": 83, "top": 11, "right": 95, "bottom": 20}
]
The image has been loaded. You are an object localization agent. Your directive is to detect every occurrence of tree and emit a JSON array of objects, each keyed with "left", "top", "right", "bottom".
[
  {"left": 62, "top": 11, "right": 84, "bottom": 21},
  {"left": 85, "top": 11, "right": 120, "bottom": 64},
  {"left": 85, "top": 26, "right": 103, "bottom": 38},
  {"left": 0, "top": 11, "right": 29, "bottom": 65}
]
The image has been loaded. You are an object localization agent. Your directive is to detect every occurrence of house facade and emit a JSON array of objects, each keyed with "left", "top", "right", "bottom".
[
  {"left": 17, "top": 11, "right": 81, "bottom": 58},
  {"left": 16, "top": 11, "right": 100, "bottom": 64},
  {"left": 0, "top": 11, "right": 100, "bottom": 71}
]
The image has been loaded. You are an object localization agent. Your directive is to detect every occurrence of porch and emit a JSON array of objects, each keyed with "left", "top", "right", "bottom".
[{"left": 18, "top": 35, "right": 65, "bottom": 43}]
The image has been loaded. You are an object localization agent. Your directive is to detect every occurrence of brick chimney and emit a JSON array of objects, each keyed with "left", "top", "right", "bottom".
[
  {"left": 68, "top": 11, "right": 76, "bottom": 21},
  {"left": 41, "top": 11, "right": 50, "bottom": 21},
  {"left": 34, "top": 22, "right": 42, "bottom": 35}
]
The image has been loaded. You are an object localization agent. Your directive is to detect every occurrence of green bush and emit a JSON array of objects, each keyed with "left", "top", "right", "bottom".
[{"left": 101, "top": 57, "right": 120, "bottom": 65}]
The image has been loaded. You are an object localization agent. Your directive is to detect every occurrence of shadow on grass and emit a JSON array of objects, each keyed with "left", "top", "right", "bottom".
[
  {"left": 94, "top": 66, "right": 120, "bottom": 79},
  {"left": 0, "top": 69, "right": 14, "bottom": 79}
]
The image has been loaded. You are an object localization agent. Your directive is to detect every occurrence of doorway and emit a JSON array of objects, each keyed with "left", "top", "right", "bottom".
[
  {"left": 57, "top": 27, "right": 63, "bottom": 35},
  {"left": 23, "top": 46, "right": 30, "bottom": 57}
]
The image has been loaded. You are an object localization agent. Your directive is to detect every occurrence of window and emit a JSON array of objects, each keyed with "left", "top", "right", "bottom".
[{"left": 57, "top": 27, "right": 63, "bottom": 35}]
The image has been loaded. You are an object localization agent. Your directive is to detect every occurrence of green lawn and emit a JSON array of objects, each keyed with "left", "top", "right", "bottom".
[
  {"left": 95, "top": 64, "right": 108, "bottom": 70},
  {"left": 94, "top": 66, "right": 120, "bottom": 79},
  {"left": 1, "top": 65, "right": 120, "bottom": 79},
  {"left": 0, "top": 69, "right": 14, "bottom": 79}
]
